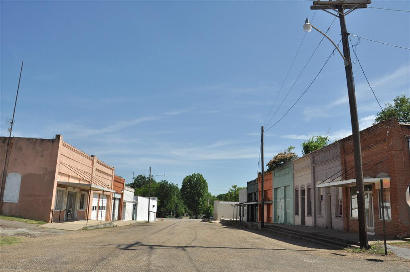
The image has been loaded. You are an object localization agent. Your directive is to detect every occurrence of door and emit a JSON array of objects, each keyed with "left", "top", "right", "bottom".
[
  {"left": 301, "top": 188, "right": 306, "bottom": 225},
  {"left": 66, "top": 192, "right": 76, "bottom": 221},
  {"left": 365, "top": 192, "right": 374, "bottom": 233},
  {"left": 91, "top": 193, "right": 99, "bottom": 220},
  {"left": 285, "top": 186, "right": 292, "bottom": 224},
  {"left": 99, "top": 195, "right": 107, "bottom": 221},
  {"left": 274, "top": 187, "right": 285, "bottom": 223}
]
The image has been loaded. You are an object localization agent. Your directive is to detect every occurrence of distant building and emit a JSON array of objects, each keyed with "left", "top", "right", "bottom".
[
  {"left": 122, "top": 186, "right": 135, "bottom": 221},
  {"left": 258, "top": 171, "right": 273, "bottom": 223},
  {"left": 246, "top": 179, "right": 258, "bottom": 222},
  {"left": 213, "top": 200, "right": 239, "bottom": 220},
  {"left": 134, "top": 196, "right": 157, "bottom": 222},
  {"left": 273, "top": 162, "right": 294, "bottom": 224},
  {"left": 112, "top": 175, "right": 125, "bottom": 221},
  {"left": 238, "top": 188, "right": 247, "bottom": 222}
]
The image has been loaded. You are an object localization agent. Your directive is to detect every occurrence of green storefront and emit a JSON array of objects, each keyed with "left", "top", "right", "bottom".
[{"left": 273, "top": 161, "right": 294, "bottom": 224}]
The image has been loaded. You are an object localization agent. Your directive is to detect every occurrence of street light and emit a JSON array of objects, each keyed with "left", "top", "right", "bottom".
[{"left": 303, "top": 18, "right": 347, "bottom": 65}]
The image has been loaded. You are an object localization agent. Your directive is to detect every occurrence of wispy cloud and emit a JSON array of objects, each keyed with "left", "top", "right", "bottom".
[
  {"left": 282, "top": 114, "right": 376, "bottom": 142},
  {"left": 303, "top": 64, "right": 410, "bottom": 121}
]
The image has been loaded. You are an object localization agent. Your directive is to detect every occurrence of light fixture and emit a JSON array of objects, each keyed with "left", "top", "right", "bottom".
[{"left": 303, "top": 18, "right": 312, "bottom": 32}]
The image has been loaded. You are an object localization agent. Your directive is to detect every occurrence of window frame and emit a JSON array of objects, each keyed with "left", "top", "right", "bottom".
[
  {"left": 335, "top": 187, "right": 343, "bottom": 217},
  {"left": 295, "top": 188, "right": 299, "bottom": 216},
  {"left": 350, "top": 187, "right": 358, "bottom": 219},
  {"left": 79, "top": 192, "right": 87, "bottom": 210},
  {"left": 54, "top": 188, "right": 65, "bottom": 211},
  {"left": 378, "top": 187, "right": 392, "bottom": 221},
  {"left": 307, "top": 187, "right": 312, "bottom": 216}
]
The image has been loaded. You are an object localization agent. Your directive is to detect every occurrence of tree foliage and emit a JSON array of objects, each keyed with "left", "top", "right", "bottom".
[
  {"left": 127, "top": 175, "right": 185, "bottom": 218},
  {"left": 266, "top": 146, "right": 298, "bottom": 172},
  {"left": 302, "top": 136, "right": 329, "bottom": 155},
  {"left": 216, "top": 185, "right": 244, "bottom": 202},
  {"left": 375, "top": 95, "right": 410, "bottom": 124},
  {"left": 180, "top": 173, "right": 209, "bottom": 218}
]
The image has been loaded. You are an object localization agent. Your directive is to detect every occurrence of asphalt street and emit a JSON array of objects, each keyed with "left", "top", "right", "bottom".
[{"left": 0, "top": 219, "right": 409, "bottom": 272}]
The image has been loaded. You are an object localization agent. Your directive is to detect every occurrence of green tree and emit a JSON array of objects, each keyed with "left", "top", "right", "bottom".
[
  {"left": 180, "top": 173, "right": 209, "bottom": 218},
  {"left": 155, "top": 180, "right": 186, "bottom": 218},
  {"left": 375, "top": 95, "right": 410, "bottom": 123},
  {"left": 266, "top": 146, "right": 298, "bottom": 172},
  {"left": 128, "top": 174, "right": 153, "bottom": 190},
  {"left": 302, "top": 136, "right": 329, "bottom": 155},
  {"left": 216, "top": 185, "right": 244, "bottom": 202}
]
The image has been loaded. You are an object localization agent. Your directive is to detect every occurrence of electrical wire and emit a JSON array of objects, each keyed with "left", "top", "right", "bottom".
[
  {"left": 368, "top": 6, "right": 410, "bottom": 13},
  {"left": 351, "top": 34, "right": 410, "bottom": 52},
  {"left": 264, "top": 12, "right": 317, "bottom": 126},
  {"left": 350, "top": 39, "right": 383, "bottom": 110},
  {"left": 264, "top": 17, "right": 337, "bottom": 128},
  {"left": 265, "top": 41, "right": 339, "bottom": 132}
]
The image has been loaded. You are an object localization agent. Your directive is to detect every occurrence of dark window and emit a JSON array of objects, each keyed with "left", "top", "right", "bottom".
[
  {"left": 295, "top": 188, "right": 299, "bottom": 216},
  {"left": 55, "top": 189, "right": 64, "bottom": 210},
  {"left": 79, "top": 193, "right": 87, "bottom": 210},
  {"left": 307, "top": 187, "right": 312, "bottom": 216}
]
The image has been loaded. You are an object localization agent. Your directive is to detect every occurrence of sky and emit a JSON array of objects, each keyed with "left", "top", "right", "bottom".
[{"left": 1, "top": 0, "right": 409, "bottom": 195}]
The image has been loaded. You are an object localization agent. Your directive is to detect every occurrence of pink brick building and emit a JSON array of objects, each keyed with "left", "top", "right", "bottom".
[{"left": 0, "top": 135, "right": 115, "bottom": 222}]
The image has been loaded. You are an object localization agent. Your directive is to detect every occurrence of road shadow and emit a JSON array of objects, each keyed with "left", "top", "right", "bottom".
[
  {"left": 219, "top": 220, "right": 345, "bottom": 250},
  {"left": 117, "top": 240, "right": 316, "bottom": 252}
]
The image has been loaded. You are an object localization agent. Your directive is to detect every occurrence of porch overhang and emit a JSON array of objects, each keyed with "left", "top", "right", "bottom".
[
  {"left": 316, "top": 177, "right": 390, "bottom": 188},
  {"left": 57, "top": 181, "right": 116, "bottom": 193}
]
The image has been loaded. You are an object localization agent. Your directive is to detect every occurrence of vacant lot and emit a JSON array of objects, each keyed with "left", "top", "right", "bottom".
[{"left": 0, "top": 219, "right": 408, "bottom": 271}]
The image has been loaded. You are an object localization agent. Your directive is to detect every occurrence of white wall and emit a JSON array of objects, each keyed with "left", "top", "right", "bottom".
[
  {"left": 134, "top": 196, "right": 157, "bottom": 222},
  {"left": 213, "top": 200, "right": 239, "bottom": 220},
  {"left": 239, "top": 188, "right": 247, "bottom": 222}
]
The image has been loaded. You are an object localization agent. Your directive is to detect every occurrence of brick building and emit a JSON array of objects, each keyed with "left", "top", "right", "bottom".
[
  {"left": 0, "top": 135, "right": 115, "bottom": 222},
  {"left": 112, "top": 175, "right": 125, "bottom": 221},
  {"left": 318, "top": 120, "right": 410, "bottom": 237},
  {"left": 258, "top": 171, "right": 273, "bottom": 223}
]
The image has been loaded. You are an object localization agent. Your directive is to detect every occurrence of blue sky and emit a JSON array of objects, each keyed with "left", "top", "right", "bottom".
[{"left": 1, "top": 0, "right": 409, "bottom": 195}]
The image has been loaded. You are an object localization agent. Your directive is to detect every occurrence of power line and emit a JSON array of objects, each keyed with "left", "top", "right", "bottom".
[
  {"left": 264, "top": 12, "right": 317, "bottom": 126},
  {"left": 350, "top": 39, "right": 383, "bottom": 110},
  {"left": 265, "top": 42, "right": 339, "bottom": 132},
  {"left": 368, "top": 6, "right": 410, "bottom": 13},
  {"left": 264, "top": 17, "right": 337, "bottom": 128},
  {"left": 351, "top": 34, "right": 410, "bottom": 51}
]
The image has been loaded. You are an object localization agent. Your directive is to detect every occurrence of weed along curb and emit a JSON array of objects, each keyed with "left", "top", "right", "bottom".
[{"left": 82, "top": 222, "right": 115, "bottom": 230}]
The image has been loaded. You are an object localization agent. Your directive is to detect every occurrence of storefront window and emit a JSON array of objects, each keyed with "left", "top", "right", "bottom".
[
  {"left": 406, "top": 186, "right": 410, "bottom": 208},
  {"left": 379, "top": 188, "right": 391, "bottom": 220},
  {"left": 336, "top": 188, "right": 343, "bottom": 217},
  {"left": 350, "top": 187, "right": 358, "bottom": 218},
  {"left": 55, "top": 189, "right": 65, "bottom": 211},
  {"left": 307, "top": 187, "right": 312, "bottom": 216},
  {"left": 295, "top": 188, "right": 299, "bottom": 216},
  {"left": 79, "top": 193, "right": 87, "bottom": 210}
]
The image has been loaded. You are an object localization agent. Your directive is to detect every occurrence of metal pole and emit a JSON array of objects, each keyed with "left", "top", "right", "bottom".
[
  {"left": 260, "top": 126, "right": 265, "bottom": 228},
  {"left": 147, "top": 166, "right": 151, "bottom": 222},
  {"left": 380, "top": 179, "right": 387, "bottom": 255},
  {"left": 338, "top": 7, "right": 368, "bottom": 249},
  {"left": 0, "top": 61, "right": 23, "bottom": 213}
]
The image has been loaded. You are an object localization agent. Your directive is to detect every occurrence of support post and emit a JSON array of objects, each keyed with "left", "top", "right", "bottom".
[
  {"left": 380, "top": 179, "right": 387, "bottom": 255},
  {"left": 260, "top": 126, "right": 265, "bottom": 228},
  {"left": 148, "top": 166, "right": 151, "bottom": 223}
]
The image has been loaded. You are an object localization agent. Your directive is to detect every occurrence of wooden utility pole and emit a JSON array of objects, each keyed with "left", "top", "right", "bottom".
[
  {"left": 0, "top": 61, "right": 23, "bottom": 213},
  {"left": 147, "top": 166, "right": 151, "bottom": 222},
  {"left": 260, "top": 126, "right": 265, "bottom": 228},
  {"left": 311, "top": 0, "right": 370, "bottom": 249}
]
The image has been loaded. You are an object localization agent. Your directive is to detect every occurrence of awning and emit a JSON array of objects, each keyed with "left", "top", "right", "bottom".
[
  {"left": 317, "top": 177, "right": 390, "bottom": 188},
  {"left": 57, "top": 181, "right": 116, "bottom": 193}
]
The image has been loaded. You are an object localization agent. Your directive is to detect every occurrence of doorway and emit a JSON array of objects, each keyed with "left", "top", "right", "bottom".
[
  {"left": 66, "top": 191, "right": 76, "bottom": 221},
  {"left": 301, "top": 188, "right": 306, "bottom": 225}
]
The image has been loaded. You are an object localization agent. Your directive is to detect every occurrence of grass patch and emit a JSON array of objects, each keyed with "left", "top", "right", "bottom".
[
  {"left": 0, "top": 236, "right": 20, "bottom": 246},
  {"left": 0, "top": 215, "right": 46, "bottom": 225},
  {"left": 346, "top": 242, "right": 391, "bottom": 256}
]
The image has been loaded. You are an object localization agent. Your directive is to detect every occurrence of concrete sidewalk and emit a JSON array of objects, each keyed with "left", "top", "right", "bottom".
[{"left": 41, "top": 220, "right": 139, "bottom": 231}]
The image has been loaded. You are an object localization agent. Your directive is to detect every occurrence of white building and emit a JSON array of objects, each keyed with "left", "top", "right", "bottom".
[
  {"left": 213, "top": 200, "right": 240, "bottom": 220},
  {"left": 122, "top": 186, "right": 135, "bottom": 221},
  {"left": 134, "top": 196, "right": 157, "bottom": 222}
]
